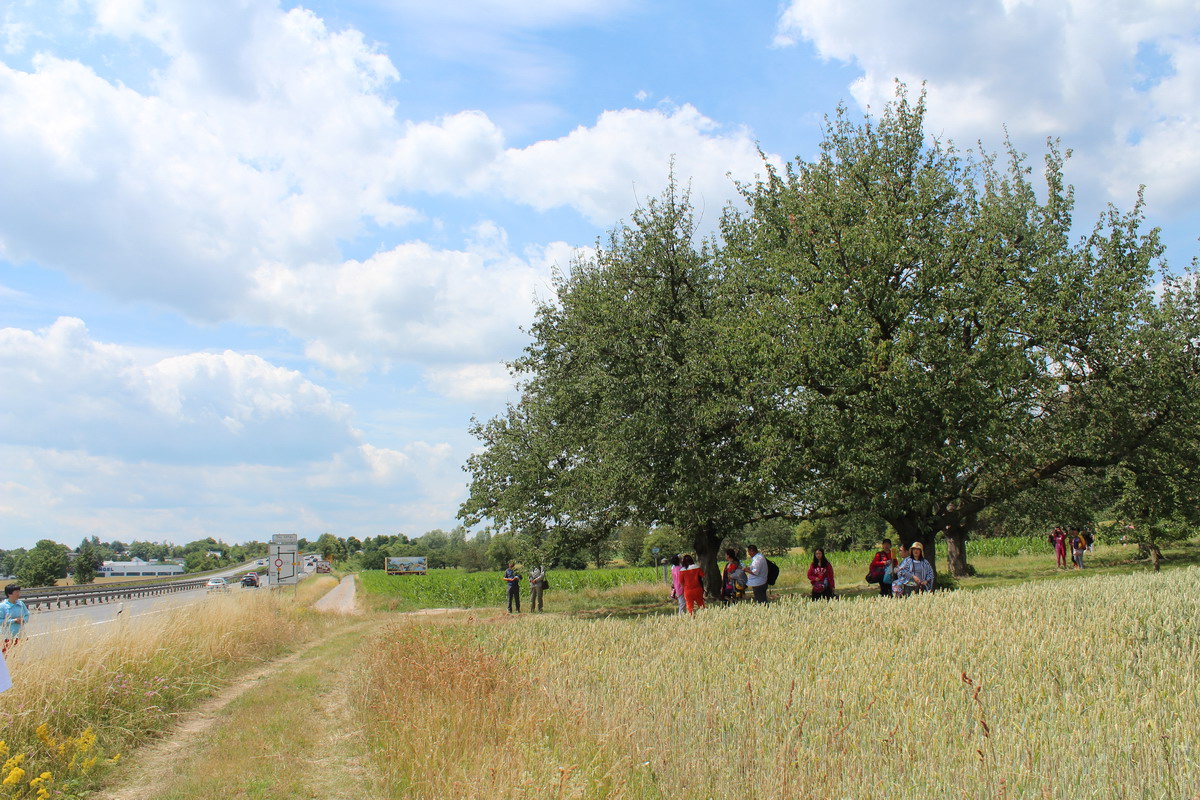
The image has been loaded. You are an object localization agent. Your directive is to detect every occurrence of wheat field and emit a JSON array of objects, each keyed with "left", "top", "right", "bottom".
[{"left": 360, "top": 567, "right": 1200, "bottom": 799}]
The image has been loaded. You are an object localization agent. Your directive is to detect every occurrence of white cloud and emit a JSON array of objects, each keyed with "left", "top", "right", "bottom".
[
  {"left": 423, "top": 362, "right": 516, "bottom": 404},
  {"left": 493, "top": 105, "right": 774, "bottom": 225},
  {"left": 776, "top": 0, "right": 1200, "bottom": 215},
  {"left": 0, "top": 317, "right": 355, "bottom": 464},
  {"left": 0, "top": 0, "right": 777, "bottom": 375},
  {"left": 0, "top": 439, "right": 462, "bottom": 547}
]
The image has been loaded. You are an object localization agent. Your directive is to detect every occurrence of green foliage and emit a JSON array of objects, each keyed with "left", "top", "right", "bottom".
[
  {"left": 736, "top": 518, "right": 798, "bottom": 557},
  {"left": 461, "top": 85, "right": 1199, "bottom": 583},
  {"left": 72, "top": 542, "right": 102, "bottom": 585},
  {"left": 617, "top": 524, "right": 649, "bottom": 566},
  {"left": 16, "top": 539, "right": 69, "bottom": 587},
  {"left": 358, "top": 566, "right": 660, "bottom": 610},
  {"left": 641, "top": 525, "right": 688, "bottom": 565}
]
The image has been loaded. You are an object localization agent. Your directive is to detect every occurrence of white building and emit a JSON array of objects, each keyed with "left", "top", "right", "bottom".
[{"left": 100, "top": 557, "right": 185, "bottom": 578}]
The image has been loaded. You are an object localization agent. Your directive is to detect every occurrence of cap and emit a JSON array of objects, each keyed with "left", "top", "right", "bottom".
[{"left": 910, "top": 541, "right": 924, "bottom": 551}]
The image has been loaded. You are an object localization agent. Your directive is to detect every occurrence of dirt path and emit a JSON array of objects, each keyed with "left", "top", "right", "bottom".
[
  {"left": 88, "top": 640, "right": 325, "bottom": 800},
  {"left": 91, "top": 592, "right": 369, "bottom": 800},
  {"left": 313, "top": 574, "right": 360, "bottom": 615}
]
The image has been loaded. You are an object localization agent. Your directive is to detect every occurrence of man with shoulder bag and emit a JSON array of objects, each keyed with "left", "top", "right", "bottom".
[{"left": 529, "top": 565, "right": 548, "bottom": 612}]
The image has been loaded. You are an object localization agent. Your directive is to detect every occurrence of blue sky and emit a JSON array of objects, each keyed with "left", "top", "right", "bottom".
[{"left": 1, "top": 0, "right": 1197, "bottom": 549}]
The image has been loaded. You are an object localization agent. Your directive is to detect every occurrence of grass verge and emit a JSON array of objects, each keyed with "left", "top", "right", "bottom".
[{"left": 0, "top": 591, "right": 327, "bottom": 798}]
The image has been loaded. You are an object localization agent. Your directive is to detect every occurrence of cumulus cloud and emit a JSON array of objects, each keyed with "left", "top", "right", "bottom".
[
  {"left": 0, "top": 317, "right": 355, "bottom": 464},
  {"left": 0, "top": 440, "right": 462, "bottom": 546},
  {"left": 775, "top": 0, "right": 1200, "bottom": 214},
  {"left": 0, "top": 0, "right": 777, "bottom": 375}
]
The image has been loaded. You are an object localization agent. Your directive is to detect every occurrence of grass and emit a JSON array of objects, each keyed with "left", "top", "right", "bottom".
[
  {"left": 355, "top": 537, "right": 1200, "bottom": 616},
  {"left": 356, "top": 567, "right": 1200, "bottom": 799},
  {"left": 0, "top": 590, "right": 328, "bottom": 798},
  {"left": 130, "top": 623, "right": 374, "bottom": 800}
]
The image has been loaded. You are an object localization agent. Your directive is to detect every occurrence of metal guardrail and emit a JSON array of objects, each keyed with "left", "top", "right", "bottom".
[
  {"left": 26, "top": 560, "right": 261, "bottom": 600},
  {"left": 22, "top": 578, "right": 222, "bottom": 611}
]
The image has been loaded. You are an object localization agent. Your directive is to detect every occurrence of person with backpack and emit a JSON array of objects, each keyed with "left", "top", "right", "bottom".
[
  {"left": 678, "top": 555, "right": 705, "bottom": 614},
  {"left": 1070, "top": 528, "right": 1087, "bottom": 569},
  {"left": 868, "top": 539, "right": 897, "bottom": 597},
  {"left": 807, "top": 549, "right": 835, "bottom": 600},
  {"left": 529, "top": 565, "right": 547, "bottom": 612},
  {"left": 745, "top": 544, "right": 769, "bottom": 604}
]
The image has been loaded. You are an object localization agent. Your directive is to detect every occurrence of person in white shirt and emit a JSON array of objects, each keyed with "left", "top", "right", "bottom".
[{"left": 744, "top": 544, "right": 769, "bottom": 604}]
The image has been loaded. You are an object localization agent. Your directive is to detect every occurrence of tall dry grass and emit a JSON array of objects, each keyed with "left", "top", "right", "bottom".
[
  {"left": 0, "top": 591, "right": 322, "bottom": 796},
  {"left": 360, "top": 568, "right": 1200, "bottom": 799}
]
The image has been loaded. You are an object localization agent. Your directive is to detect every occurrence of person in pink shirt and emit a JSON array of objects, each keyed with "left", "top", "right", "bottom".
[
  {"left": 669, "top": 555, "right": 685, "bottom": 615},
  {"left": 807, "top": 548, "right": 835, "bottom": 600},
  {"left": 1050, "top": 527, "right": 1068, "bottom": 568}
]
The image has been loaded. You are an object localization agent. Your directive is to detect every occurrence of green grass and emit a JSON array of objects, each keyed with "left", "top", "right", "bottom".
[{"left": 358, "top": 566, "right": 660, "bottom": 611}]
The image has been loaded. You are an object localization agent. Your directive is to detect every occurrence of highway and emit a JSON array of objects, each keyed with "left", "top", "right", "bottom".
[{"left": 23, "top": 560, "right": 278, "bottom": 641}]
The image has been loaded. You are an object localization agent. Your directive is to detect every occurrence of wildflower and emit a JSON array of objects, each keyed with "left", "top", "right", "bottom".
[
  {"left": 109, "top": 753, "right": 121, "bottom": 764},
  {"left": 1, "top": 754, "right": 25, "bottom": 773},
  {"left": 35, "top": 724, "right": 56, "bottom": 748},
  {"left": 81, "top": 756, "right": 98, "bottom": 771},
  {"left": 37, "top": 789, "right": 50, "bottom": 800},
  {"left": 3, "top": 767, "right": 25, "bottom": 786},
  {"left": 0, "top": 742, "right": 7, "bottom": 759},
  {"left": 76, "top": 728, "right": 96, "bottom": 754},
  {"left": 28, "top": 771, "right": 52, "bottom": 789}
]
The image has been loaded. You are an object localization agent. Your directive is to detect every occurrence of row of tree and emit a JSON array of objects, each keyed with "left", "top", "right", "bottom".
[
  {"left": 459, "top": 87, "right": 1200, "bottom": 595},
  {"left": 0, "top": 537, "right": 270, "bottom": 588}
]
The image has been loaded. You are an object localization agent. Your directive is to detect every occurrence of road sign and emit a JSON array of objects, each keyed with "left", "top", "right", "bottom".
[
  {"left": 268, "top": 541, "right": 299, "bottom": 585},
  {"left": 271, "top": 533, "right": 298, "bottom": 545}
]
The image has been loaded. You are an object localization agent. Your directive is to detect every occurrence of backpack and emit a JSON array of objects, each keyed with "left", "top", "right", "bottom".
[{"left": 766, "top": 559, "right": 779, "bottom": 586}]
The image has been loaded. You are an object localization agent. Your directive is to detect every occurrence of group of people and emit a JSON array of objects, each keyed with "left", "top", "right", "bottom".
[
  {"left": 866, "top": 539, "right": 935, "bottom": 597},
  {"left": 1049, "top": 527, "right": 1093, "bottom": 569},
  {"left": 670, "top": 544, "right": 772, "bottom": 614},
  {"left": 502, "top": 563, "right": 548, "bottom": 613}
]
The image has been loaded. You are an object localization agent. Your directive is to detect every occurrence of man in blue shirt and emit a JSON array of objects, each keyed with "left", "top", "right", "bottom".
[
  {"left": 0, "top": 584, "right": 30, "bottom": 653},
  {"left": 503, "top": 564, "right": 521, "bottom": 613}
]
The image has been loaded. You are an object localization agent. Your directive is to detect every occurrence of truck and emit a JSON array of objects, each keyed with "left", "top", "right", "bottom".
[{"left": 385, "top": 556, "right": 428, "bottom": 575}]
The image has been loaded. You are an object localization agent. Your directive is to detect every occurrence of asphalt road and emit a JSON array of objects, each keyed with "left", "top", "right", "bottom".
[{"left": 24, "top": 559, "right": 315, "bottom": 642}]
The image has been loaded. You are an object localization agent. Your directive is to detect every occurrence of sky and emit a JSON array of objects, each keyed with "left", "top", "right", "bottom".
[{"left": 0, "top": 0, "right": 1197, "bottom": 549}]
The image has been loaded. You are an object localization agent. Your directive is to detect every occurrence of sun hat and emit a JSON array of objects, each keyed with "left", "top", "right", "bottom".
[{"left": 910, "top": 541, "right": 924, "bottom": 551}]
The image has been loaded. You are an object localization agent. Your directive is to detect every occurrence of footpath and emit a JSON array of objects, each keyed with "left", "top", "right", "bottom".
[{"left": 92, "top": 576, "right": 374, "bottom": 800}]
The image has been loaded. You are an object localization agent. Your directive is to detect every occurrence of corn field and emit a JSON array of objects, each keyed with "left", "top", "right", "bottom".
[
  {"left": 362, "top": 566, "right": 1200, "bottom": 799},
  {"left": 358, "top": 567, "right": 660, "bottom": 610}
]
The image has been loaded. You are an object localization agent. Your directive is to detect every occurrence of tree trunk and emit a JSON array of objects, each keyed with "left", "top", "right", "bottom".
[
  {"left": 1139, "top": 542, "right": 1163, "bottom": 571},
  {"left": 691, "top": 523, "right": 724, "bottom": 600},
  {"left": 945, "top": 531, "right": 969, "bottom": 578}
]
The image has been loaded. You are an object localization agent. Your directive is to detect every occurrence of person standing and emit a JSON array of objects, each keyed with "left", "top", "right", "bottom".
[
  {"left": 668, "top": 555, "right": 686, "bottom": 615},
  {"left": 0, "top": 585, "right": 29, "bottom": 654},
  {"left": 869, "top": 539, "right": 898, "bottom": 597},
  {"left": 808, "top": 549, "right": 835, "bottom": 600},
  {"left": 503, "top": 563, "right": 522, "bottom": 613},
  {"left": 1070, "top": 529, "right": 1087, "bottom": 570},
  {"left": 895, "top": 542, "right": 934, "bottom": 596},
  {"left": 745, "top": 544, "right": 769, "bottom": 604},
  {"left": 1050, "top": 527, "right": 1068, "bottom": 569},
  {"left": 529, "top": 564, "right": 546, "bottom": 612},
  {"left": 678, "top": 555, "right": 705, "bottom": 614}
]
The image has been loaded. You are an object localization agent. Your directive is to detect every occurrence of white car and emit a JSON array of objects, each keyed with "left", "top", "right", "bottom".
[{"left": 206, "top": 577, "right": 229, "bottom": 592}]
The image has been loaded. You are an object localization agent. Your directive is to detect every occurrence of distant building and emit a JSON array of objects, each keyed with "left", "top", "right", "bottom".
[
  {"left": 205, "top": 550, "right": 223, "bottom": 559},
  {"left": 100, "top": 558, "right": 185, "bottom": 578}
]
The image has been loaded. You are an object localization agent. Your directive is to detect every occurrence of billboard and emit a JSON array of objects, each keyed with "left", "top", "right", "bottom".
[{"left": 385, "top": 556, "right": 428, "bottom": 575}]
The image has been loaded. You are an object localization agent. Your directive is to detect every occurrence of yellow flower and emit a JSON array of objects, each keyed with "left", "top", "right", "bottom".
[
  {"left": 1, "top": 754, "right": 25, "bottom": 773},
  {"left": 0, "top": 741, "right": 8, "bottom": 759},
  {"left": 28, "top": 771, "right": 52, "bottom": 789},
  {"left": 36, "top": 788, "right": 50, "bottom": 800},
  {"left": 81, "top": 756, "right": 98, "bottom": 771},
  {"left": 109, "top": 753, "right": 121, "bottom": 764},
  {"left": 35, "top": 724, "right": 55, "bottom": 748},
  {"left": 76, "top": 728, "right": 96, "bottom": 754},
  {"left": 3, "top": 767, "right": 25, "bottom": 786}
]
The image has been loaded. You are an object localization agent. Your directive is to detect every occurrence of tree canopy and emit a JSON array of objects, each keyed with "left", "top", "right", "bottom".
[{"left": 461, "top": 87, "right": 1200, "bottom": 583}]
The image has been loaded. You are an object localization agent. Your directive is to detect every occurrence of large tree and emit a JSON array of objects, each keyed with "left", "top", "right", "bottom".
[
  {"left": 722, "top": 89, "right": 1184, "bottom": 575},
  {"left": 462, "top": 185, "right": 778, "bottom": 593}
]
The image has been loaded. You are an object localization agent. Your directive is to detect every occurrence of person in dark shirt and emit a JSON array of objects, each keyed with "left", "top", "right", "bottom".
[{"left": 503, "top": 563, "right": 521, "bottom": 613}]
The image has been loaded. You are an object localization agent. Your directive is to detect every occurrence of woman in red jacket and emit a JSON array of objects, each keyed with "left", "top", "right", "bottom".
[
  {"left": 808, "top": 549, "right": 835, "bottom": 600},
  {"left": 678, "top": 555, "right": 705, "bottom": 613},
  {"left": 869, "top": 538, "right": 898, "bottom": 597}
]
